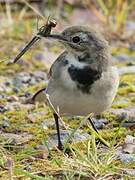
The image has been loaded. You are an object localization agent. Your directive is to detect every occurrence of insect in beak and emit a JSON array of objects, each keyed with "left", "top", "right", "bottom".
[{"left": 13, "top": 18, "right": 57, "bottom": 63}]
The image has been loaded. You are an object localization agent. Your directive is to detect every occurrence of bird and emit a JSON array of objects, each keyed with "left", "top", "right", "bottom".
[{"left": 13, "top": 25, "right": 119, "bottom": 150}]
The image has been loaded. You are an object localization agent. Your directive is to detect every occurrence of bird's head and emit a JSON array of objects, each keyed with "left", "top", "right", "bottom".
[
  {"left": 48, "top": 26, "right": 109, "bottom": 54},
  {"left": 13, "top": 25, "right": 109, "bottom": 63}
]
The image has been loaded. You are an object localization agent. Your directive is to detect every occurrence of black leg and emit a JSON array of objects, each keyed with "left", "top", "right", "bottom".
[
  {"left": 88, "top": 117, "right": 99, "bottom": 134},
  {"left": 53, "top": 113, "right": 63, "bottom": 150}
]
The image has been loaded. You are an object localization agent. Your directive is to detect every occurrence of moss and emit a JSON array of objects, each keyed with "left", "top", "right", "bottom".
[
  {"left": 118, "top": 77, "right": 135, "bottom": 96},
  {"left": 112, "top": 102, "right": 131, "bottom": 108},
  {"left": 6, "top": 110, "right": 28, "bottom": 123},
  {"left": 99, "top": 127, "right": 126, "bottom": 142},
  {"left": 102, "top": 112, "right": 117, "bottom": 122},
  {"left": 120, "top": 74, "right": 135, "bottom": 84},
  {"left": 64, "top": 117, "right": 82, "bottom": 129},
  {"left": 118, "top": 87, "right": 135, "bottom": 96},
  {"left": 131, "top": 97, "right": 135, "bottom": 103},
  {"left": 112, "top": 47, "right": 135, "bottom": 56}
]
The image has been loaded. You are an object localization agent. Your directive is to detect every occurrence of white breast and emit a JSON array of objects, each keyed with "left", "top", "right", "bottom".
[{"left": 47, "top": 66, "right": 119, "bottom": 116}]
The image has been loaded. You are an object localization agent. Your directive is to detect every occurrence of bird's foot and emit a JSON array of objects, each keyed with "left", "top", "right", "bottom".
[
  {"left": 58, "top": 142, "right": 64, "bottom": 151},
  {"left": 58, "top": 143, "right": 74, "bottom": 156}
]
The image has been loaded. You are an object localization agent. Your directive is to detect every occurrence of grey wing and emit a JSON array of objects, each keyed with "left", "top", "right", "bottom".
[
  {"left": 26, "top": 51, "right": 68, "bottom": 104},
  {"left": 48, "top": 51, "right": 68, "bottom": 79}
]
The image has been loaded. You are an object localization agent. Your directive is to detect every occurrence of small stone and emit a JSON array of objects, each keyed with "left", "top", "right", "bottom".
[
  {"left": 0, "top": 94, "right": 6, "bottom": 99},
  {"left": 27, "top": 114, "right": 36, "bottom": 123},
  {"left": 115, "top": 54, "right": 129, "bottom": 61},
  {"left": 33, "top": 71, "right": 47, "bottom": 81},
  {"left": 0, "top": 132, "right": 33, "bottom": 145},
  {"left": 122, "top": 135, "right": 135, "bottom": 154},
  {"left": 29, "top": 78, "right": 37, "bottom": 85},
  {"left": 118, "top": 153, "right": 135, "bottom": 163},
  {"left": 4, "top": 81, "right": 11, "bottom": 86},
  {"left": 34, "top": 53, "right": 45, "bottom": 61},
  {"left": 122, "top": 121, "right": 135, "bottom": 128},
  {"left": 20, "top": 103, "right": 35, "bottom": 111},
  {"left": 48, "top": 131, "right": 69, "bottom": 148},
  {"left": 0, "top": 117, "right": 10, "bottom": 130},
  {"left": 74, "top": 131, "right": 89, "bottom": 141},
  {"left": 93, "top": 120, "right": 104, "bottom": 129},
  {"left": 41, "top": 119, "right": 57, "bottom": 130},
  {"left": 128, "top": 92, "right": 135, "bottom": 98},
  {"left": 118, "top": 66, "right": 135, "bottom": 75},
  {"left": 93, "top": 118, "right": 108, "bottom": 129},
  {"left": 24, "top": 92, "right": 31, "bottom": 98},
  {"left": 126, "top": 21, "right": 135, "bottom": 31},
  {"left": 12, "top": 87, "right": 19, "bottom": 93},
  {"left": 48, "top": 130, "right": 89, "bottom": 149},
  {"left": 129, "top": 42, "right": 135, "bottom": 51},
  {"left": 123, "top": 144, "right": 135, "bottom": 154},
  {"left": 125, "top": 135, "right": 135, "bottom": 144},
  {"left": 110, "top": 107, "right": 135, "bottom": 122},
  {"left": 0, "top": 105, "right": 8, "bottom": 113},
  {"left": 13, "top": 72, "right": 32, "bottom": 87},
  {"left": 22, "top": 75, "right": 31, "bottom": 84},
  {"left": 7, "top": 95, "right": 19, "bottom": 102},
  {"left": 124, "top": 169, "right": 135, "bottom": 176},
  {"left": 10, "top": 102, "right": 34, "bottom": 111},
  {"left": 114, "top": 54, "right": 135, "bottom": 62}
]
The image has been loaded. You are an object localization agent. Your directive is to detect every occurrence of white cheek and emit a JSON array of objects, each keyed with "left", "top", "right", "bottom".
[
  {"left": 81, "top": 34, "right": 88, "bottom": 41},
  {"left": 74, "top": 32, "right": 88, "bottom": 41}
]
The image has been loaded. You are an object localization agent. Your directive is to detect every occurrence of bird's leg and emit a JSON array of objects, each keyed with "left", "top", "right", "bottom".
[
  {"left": 88, "top": 117, "right": 99, "bottom": 134},
  {"left": 53, "top": 113, "right": 63, "bottom": 150}
]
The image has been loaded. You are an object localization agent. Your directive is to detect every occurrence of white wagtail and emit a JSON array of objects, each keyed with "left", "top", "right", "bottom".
[{"left": 13, "top": 22, "right": 119, "bottom": 150}]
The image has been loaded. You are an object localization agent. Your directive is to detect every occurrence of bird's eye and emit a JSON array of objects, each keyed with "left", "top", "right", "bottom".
[{"left": 72, "top": 36, "right": 80, "bottom": 43}]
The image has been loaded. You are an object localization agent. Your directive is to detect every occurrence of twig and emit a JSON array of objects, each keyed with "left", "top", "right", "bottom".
[
  {"left": 83, "top": 0, "right": 106, "bottom": 23},
  {"left": 6, "top": 1, "right": 13, "bottom": 26},
  {"left": 12, "top": 17, "right": 57, "bottom": 63},
  {"left": 21, "top": 0, "right": 45, "bottom": 20}
]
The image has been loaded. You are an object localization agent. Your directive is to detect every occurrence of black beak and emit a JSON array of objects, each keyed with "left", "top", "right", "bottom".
[
  {"left": 13, "top": 33, "right": 67, "bottom": 63},
  {"left": 13, "top": 35, "right": 41, "bottom": 63},
  {"left": 46, "top": 34, "right": 67, "bottom": 41}
]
